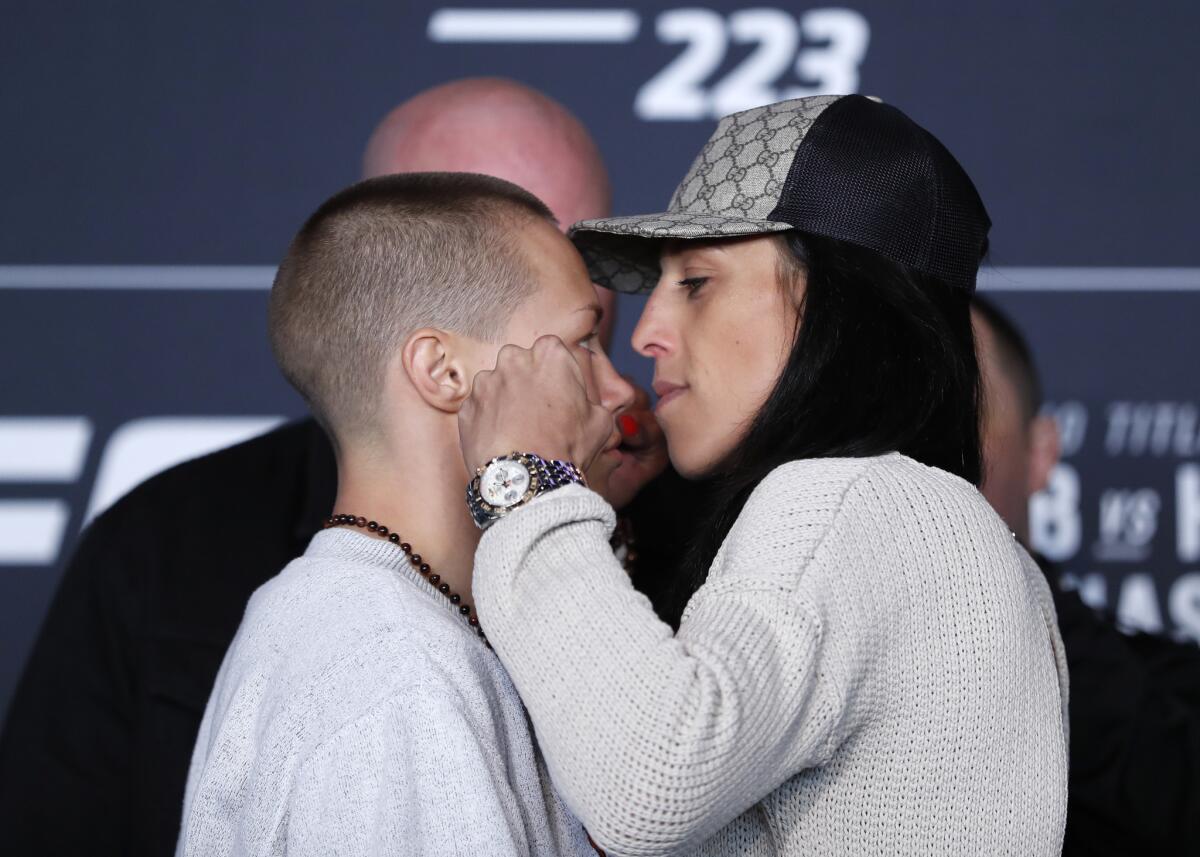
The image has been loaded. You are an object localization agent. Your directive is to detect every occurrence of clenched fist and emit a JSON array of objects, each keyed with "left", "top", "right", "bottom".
[{"left": 459, "top": 336, "right": 619, "bottom": 482}]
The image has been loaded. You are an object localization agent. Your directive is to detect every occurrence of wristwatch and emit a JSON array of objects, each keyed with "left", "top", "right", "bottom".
[{"left": 466, "top": 452, "right": 586, "bottom": 530}]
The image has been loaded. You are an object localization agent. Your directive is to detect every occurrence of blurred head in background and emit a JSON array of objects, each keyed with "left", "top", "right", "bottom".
[
  {"left": 362, "top": 77, "right": 617, "bottom": 347},
  {"left": 972, "top": 295, "right": 1061, "bottom": 545}
]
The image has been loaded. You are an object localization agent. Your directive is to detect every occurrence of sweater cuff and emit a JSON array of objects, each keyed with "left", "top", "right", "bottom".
[
  {"left": 472, "top": 483, "right": 625, "bottom": 643},
  {"left": 480, "top": 482, "right": 617, "bottom": 556}
]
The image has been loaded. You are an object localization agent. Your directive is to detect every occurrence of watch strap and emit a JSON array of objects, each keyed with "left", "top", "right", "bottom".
[{"left": 467, "top": 452, "right": 585, "bottom": 530}]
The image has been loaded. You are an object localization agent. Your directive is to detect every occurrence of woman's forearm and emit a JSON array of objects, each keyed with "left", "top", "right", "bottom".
[{"left": 473, "top": 484, "right": 845, "bottom": 855}]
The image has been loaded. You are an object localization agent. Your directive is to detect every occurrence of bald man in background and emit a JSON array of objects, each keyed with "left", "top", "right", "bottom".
[
  {"left": 361, "top": 78, "right": 617, "bottom": 345},
  {"left": 0, "top": 77, "right": 668, "bottom": 857},
  {"left": 973, "top": 295, "right": 1200, "bottom": 856}
]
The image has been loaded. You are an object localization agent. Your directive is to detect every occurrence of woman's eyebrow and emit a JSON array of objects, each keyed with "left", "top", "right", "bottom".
[{"left": 576, "top": 303, "right": 603, "bottom": 327}]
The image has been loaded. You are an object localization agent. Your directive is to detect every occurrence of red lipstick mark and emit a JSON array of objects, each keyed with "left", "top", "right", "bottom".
[{"left": 619, "top": 415, "right": 639, "bottom": 438}]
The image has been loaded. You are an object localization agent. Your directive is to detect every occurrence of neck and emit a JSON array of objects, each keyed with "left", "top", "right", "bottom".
[{"left": 332, "top": 426, "right": 479, "bottom": 603}]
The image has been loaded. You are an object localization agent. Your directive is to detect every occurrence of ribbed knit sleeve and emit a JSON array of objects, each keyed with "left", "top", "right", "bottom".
[{"left": 472, "top": 462, "right": 874, "bottom": 856}]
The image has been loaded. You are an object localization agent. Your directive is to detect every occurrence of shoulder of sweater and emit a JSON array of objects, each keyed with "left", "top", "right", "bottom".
[
  {"left": 835, "top": 453, "right": 1004, "bottom": 539},
  {"left": 715, "top": 457, "right": 872, "bottom": 577},
  {"left": 721, "top": 454, "right": 994, "bottom": 574},
  {"left": 742, "top": 454, "right": 985, "bottom": 521},
  {"left": 235, "top": 554, "right": 502, "bottom": 704},
  {"left": 261, "top": 633, "right": 512, "bottom": 784}
]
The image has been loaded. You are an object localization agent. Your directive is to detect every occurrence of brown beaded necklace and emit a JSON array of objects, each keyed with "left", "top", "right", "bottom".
[{"left": 323, "top": 513, "right": 488, "bottom": 647}]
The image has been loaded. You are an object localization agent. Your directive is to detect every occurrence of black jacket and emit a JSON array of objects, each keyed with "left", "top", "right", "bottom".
[
  {"left": 0, "top": 420, "right": 334, "bottom": 856},
  {"left": 1042, "top": 560, "right": 1200, "bottom": 855},
  {"left": 1, "top": 419, "right": 1197, "bottom": 855}
]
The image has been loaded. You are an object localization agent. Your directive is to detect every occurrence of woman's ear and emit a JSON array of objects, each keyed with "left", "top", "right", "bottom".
[{"left": 401, "top": 329, "right": 473, "bottom": 413}]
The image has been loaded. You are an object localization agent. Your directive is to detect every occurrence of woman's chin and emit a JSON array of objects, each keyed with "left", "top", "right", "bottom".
[{"left": 666, "top": 443, "right": 717, "bottom": 481}]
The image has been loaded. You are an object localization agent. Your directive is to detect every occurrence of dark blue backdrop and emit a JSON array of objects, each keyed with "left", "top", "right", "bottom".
[{"left": 2, "top": 1, "right": 1198, "bottom": 719}]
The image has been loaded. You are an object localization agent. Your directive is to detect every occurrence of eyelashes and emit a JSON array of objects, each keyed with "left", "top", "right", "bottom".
[{"left": 678, "top": 276, "right": 709, "bottom": 295}]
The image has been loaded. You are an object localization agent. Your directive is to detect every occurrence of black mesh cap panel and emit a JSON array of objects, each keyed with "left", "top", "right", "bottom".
[{"left": 767, "top": 95, "right": 991, "bottom": 291}]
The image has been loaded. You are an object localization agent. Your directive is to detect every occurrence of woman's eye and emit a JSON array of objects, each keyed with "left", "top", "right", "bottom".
[
  {"left": 678, "top": 276, "right": 709, "bottom": 294},
  {"left": 577, "top": 334, "right": 597, "bottom": 352}
]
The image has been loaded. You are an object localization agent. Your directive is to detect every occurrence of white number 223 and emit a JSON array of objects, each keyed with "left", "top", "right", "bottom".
[{"left": 635, "top": 8, "right": 871, "bottom": 121}]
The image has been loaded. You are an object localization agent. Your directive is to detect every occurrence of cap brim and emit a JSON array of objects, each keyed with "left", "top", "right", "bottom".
[{"left": 569, "top": 212, "right": 792, "bottom": 294}]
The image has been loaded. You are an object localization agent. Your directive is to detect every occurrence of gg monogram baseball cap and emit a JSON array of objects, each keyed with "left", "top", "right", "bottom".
[{"left": 569, "top": 94, "right": 991, "bottom": 293}]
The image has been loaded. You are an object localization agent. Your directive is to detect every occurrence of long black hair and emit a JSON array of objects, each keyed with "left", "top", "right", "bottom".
[{"left": 657, "top": 231, "right": 982, "bottom": 627}]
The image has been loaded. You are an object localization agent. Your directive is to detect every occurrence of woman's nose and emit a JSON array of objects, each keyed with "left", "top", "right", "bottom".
[{"left": 632, "top": 286, "right": 672, "bottom": 359}]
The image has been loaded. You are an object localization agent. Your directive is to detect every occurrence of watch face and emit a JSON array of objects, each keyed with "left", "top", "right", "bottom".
[{"left": 480, "top": 459, "right": 534, "bottom": 509}]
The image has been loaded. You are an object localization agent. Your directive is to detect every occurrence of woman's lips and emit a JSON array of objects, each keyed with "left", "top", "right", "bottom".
[{"left": 652, "top": 380, "right": 688, "bottom": 412}]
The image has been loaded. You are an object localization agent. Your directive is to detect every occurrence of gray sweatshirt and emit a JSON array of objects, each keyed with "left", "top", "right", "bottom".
[
  {"left": 176, "top": 527, "right": 591, "bottom": 856},
  {"left": 473, "top": 453, "right": 1070, "bottom": 856}
]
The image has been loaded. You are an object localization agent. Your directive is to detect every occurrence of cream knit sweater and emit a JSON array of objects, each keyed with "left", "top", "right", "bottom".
[
  {"left": 474, "top": 453, "right": 1069, "bottom": 856},
  {"left": 176, "top": 528, "right": 591, "bottom": 856}
]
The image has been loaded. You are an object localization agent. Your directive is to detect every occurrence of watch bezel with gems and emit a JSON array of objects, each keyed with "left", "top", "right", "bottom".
[{"left": 467, "top": 451, "right": 586, "bottom": 530}]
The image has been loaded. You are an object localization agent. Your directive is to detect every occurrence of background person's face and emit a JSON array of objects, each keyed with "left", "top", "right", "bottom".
[
  {"left": 632, "top": 235, "right": 801, "bottom": 478},
  {"left": 481, "top": 218, "right": 635, "bottom": 492},
  {"left": 975, "top": 313, "right": 1033, "bottom": 538},
  {"left": 974, "top": 309, "right": 1060, "bottom": 544}
]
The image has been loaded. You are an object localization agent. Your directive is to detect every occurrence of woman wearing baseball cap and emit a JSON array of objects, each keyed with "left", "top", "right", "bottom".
[{"left": 459, "top": 95, "right": 1068, "bottom": 855}]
